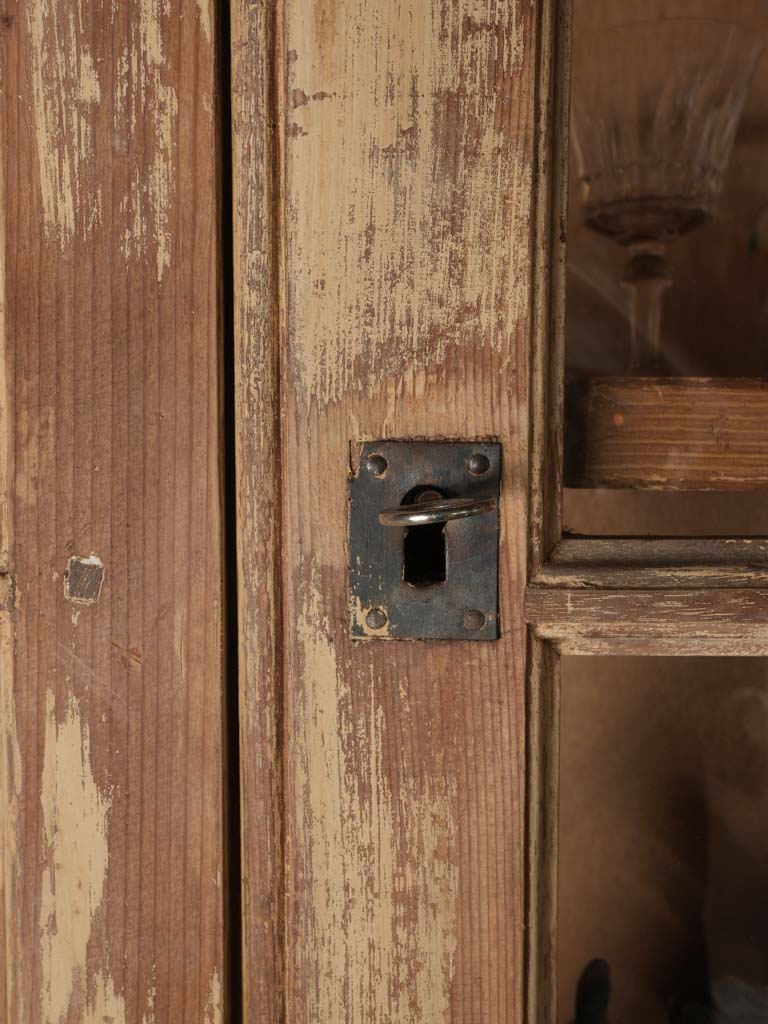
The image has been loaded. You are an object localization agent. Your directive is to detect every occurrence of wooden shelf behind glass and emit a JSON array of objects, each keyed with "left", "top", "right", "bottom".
[{"left": 566, "top": 376, "right": 768, "bottom": 490}]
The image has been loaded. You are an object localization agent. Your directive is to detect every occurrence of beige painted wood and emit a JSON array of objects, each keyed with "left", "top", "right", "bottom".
[
  {"left": 267, "top": 1, "right": 541, "bottom": 1019},
  {"left": 1, "top": 3, "right": 225, "bottom": 1021}
]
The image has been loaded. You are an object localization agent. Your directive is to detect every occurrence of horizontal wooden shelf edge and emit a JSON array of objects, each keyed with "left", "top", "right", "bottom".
[
  {"left": 566, "top": 376, "right": 768, "bottom": 490},
  {"left": 532, "top": 537, "right": 768, "bottom": 588},
  {"left": 525, "top": 585, "right": 768, "bottom": 654}
]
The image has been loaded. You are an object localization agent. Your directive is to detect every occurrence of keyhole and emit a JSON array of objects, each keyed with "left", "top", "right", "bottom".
[{"left": 402, "top": 487, "right": 447, "bottom": 587}]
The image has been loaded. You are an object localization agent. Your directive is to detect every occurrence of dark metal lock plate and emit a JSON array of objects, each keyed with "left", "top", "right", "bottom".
[{"left": 349, "top": 440, "right": 500, "bottom": 640}]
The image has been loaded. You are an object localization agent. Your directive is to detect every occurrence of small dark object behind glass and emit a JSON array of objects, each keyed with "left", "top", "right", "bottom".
[{"left": 573, "top": 959, "right": 611, "bottom": 1024}]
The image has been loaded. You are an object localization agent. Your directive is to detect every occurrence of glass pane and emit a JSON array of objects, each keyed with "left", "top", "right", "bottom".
[
  {"left": 558, "top": 656, "right": 768, "bottom": 1021},
  {"left": 564, "top": 1, "right": 768, "bottom": 536}
]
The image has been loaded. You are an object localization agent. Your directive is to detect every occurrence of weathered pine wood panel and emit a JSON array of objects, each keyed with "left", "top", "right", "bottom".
[
  {"left": 526, "top": 586, "right": 768, "bottom": 654},
  {"left": 273, "top": 2, "right": 539, "bottom": 1020},
  {"left": 1, "top": 3, "right": 224, "bottom": 1021},
  {"left": 536, "top": 538, "right": 768, "bottom": 589},
  {"left": 231, "top": 0, "right": 283, "bottom": 1020}
]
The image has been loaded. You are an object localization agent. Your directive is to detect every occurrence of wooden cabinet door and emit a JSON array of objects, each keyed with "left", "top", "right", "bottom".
[
  {"left": 1, "top": 3, "right": 225, "bottom": 1021},
  {"left": 14, "top": 1, "right": 768, "bottom": 1020},
  {"left": 233, "top": 2, "right": 768, "bottom": 1022},
  {"left": 232, "top": 1, "right": 550, "bottom": 1021}
]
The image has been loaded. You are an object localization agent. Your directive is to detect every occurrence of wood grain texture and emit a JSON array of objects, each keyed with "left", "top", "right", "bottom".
[
  {"left": 0, "top": 121, "right": 8, "bottom": 574},
  {"left": 231, "top": 0, "right": 284, "bottom": 1020},
  {"left": 569, "top": 377, "right": 768, "bottom": 490},
  {"left": 526, "top": 586, "right": 768, "bottom": 654},
  {"left": 1, "top": 2, "right": 224, "bottom": 1021},
  {"left": 542, "top": 635, "right": 768, "bottom": 656},
  {"left": 276, "top": 1, "right": 539, "bottom": 1019},
  {"left": 537, "top": 537, "right": 768, "bottom": 589},
  {"left": 525, "top": 635, "right": 559, "bottom": 1024},
  {"left": 529, "top": 0, "right": 569, "bottom": 576}
]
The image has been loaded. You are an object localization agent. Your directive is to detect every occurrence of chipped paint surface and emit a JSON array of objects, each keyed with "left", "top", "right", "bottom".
[
  {"left": 26, "top": 0, "right": 181, "bottom": 279},
  {"left": 232, "top": 0, "right": 285, "bottom": 1015},
  {"left": 1, "top": 610, "right": 21, "bottom": 1021},
  {"left": 116, "top": 0, "right": 178, "bottom": 281},
  {"left": 27, "top": 0, "right": 102, "bottom": 244},
  {"left": 197, "top": 0, "right": 213, "bottom": 44},
  {"left": 286, "top": 1, "right": 530, "bottom": 404},
  {"left": 292, "top": 572, "right": 459, "bottom": 1021},
  {"left": 0, "top": 128, "right": 8, "bottom": 572},
  {"left": 7, "top": 0, "right": 223, "bottom": 1018},
  {"left": 39, "top": 691, "right": 114, "bottom": 1024},
  {"left": 204, "top": 967, "right": 222, "bottom": 1024},
  {"left": 86, "top": 971, "right": 126, "bottom": 1024},
  {"left": 142, "top": 976, "right": 157, "bottom": 1024}
]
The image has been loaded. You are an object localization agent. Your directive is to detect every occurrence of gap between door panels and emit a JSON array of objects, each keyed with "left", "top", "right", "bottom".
[{"left": 216, "top": 0, "right": 243, "bottom": 1017}]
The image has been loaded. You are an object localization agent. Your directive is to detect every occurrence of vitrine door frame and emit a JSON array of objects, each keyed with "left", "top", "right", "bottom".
[
  {"left": 227, "top": 0, "right": 768, "bottom": 1017},
  {"left": 525, "top": 1, "right": 768, "bottom": 1019}
]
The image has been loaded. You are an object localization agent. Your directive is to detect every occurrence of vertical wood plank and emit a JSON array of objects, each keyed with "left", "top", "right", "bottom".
[
  {"left": 279, "top": 2, "right": 539, "bottom": 1019},
  {"left": 1, "top": 1, "right": 224, "bottom": 1021},
  {"left": 530, "top": 0, "right": 569, "bottom": 574},
  {"left": 231, "top": 1, "right": 284, "bottom": 1022},
  {"left": 526, "top": 636, "right": 560, "bottom": 1024},
  {"left": 0, "top": 119, "right": 9, "bottom": 574}
]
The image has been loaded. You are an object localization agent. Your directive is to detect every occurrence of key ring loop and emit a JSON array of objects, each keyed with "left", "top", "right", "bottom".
[{"left": 378, "top": 496, "right": 496, "bottom": 527}]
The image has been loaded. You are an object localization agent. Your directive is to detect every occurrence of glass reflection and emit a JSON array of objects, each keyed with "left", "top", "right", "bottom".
[{"left": 563, "top": 0, "right": 768, "bottom": 537}]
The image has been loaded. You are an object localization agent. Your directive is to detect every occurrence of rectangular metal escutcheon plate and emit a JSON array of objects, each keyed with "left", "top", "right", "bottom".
[{"left": 349, "top": 440, "right": 500, "bottom": 640}]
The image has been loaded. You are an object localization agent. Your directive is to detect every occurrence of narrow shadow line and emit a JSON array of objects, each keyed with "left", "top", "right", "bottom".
[{"left": 215, "top": 0, "right": 243, "bottom": 1019}]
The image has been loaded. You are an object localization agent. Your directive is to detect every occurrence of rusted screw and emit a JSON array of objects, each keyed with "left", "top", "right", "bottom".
[
  {"left": 366, "top": 607, "right": 387, "bottom": 630},
  {"left": 468, "top": 453, "right": 490, "bottom": 476},
  {"left": 366, "top": 454, "right": 388, "bottom": 477},
  {"left": 463, "top": 609, "right": 486, "bottom": 631}
]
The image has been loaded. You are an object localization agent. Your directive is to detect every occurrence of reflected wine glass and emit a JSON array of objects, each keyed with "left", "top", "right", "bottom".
[{"left": 571, "top": 18, "right": 762, "bottom": 374}]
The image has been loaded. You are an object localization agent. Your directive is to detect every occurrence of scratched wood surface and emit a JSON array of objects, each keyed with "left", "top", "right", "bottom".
[
  {"left": 0, "top": 3, "right": 224, "bottom": 1022},
  {"left": 231, "top": 1, "right": 283, "bottom": 1021},
  {"left": 536, "top": 538, "right": 768, "bottom": 589},
  {"left": 526, "top": 587, "right": 768, "bottom": 655},
  {"left": 270, "top": 2, "right": 538, "bottom": 1020}
]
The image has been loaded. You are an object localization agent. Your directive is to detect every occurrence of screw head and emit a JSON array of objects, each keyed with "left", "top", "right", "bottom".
[
  {"left": 468, "top": 453, "right": 490, "bottom": 476},
  {"left": 366, "top": 454, "right": 388, "bottom": 477},
  {"left": 365, "top": 607, "right": 388, "bottom": 630},
  {"left": 463, "top": 609, "right": 486, "bottom": 631}
]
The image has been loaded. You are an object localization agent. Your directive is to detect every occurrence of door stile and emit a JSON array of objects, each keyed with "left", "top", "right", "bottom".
[
  {"left": 529, "top": 0, "right": 571, "bottom": 580},
  {"left": 231, "top": 0, "right": 286, "bottom": 1020}
]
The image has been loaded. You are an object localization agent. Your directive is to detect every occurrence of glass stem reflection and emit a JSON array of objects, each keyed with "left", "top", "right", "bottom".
[{"left": 621, "top": 240, "right": 672, "bottom": 374}]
